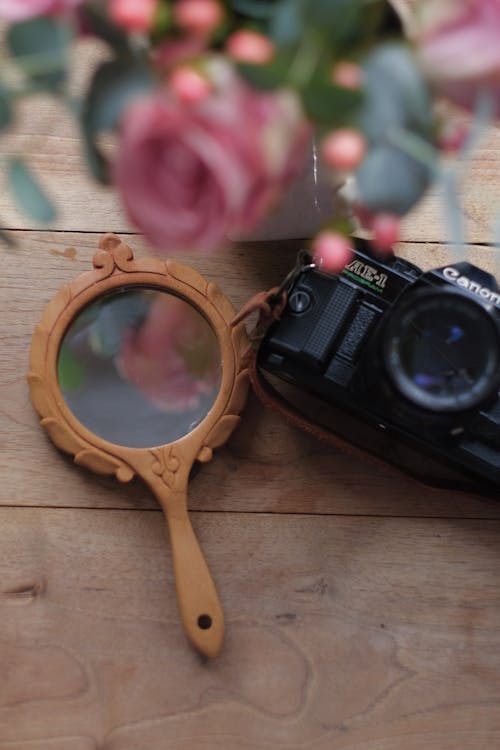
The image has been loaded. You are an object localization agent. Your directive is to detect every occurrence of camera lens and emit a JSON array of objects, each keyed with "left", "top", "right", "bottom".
[{"left": 383, "top": 289, "right": 500, "bottom": 413}]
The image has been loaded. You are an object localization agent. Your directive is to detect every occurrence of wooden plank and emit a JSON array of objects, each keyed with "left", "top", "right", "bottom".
[
  {"left": 0, "top": 34, "right": 499, "bottom": 245},
  {"left": 401, "top": 127, "right": 500, "bottom": 246},
  {"left": 1, "top": 506, "right": 500, "bottom": 748},
  {"left": 2, "top": 230, "right": 500, "bottom": 517}
]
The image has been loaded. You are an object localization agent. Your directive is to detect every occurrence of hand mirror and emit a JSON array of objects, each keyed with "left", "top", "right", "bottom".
[{"left": 27, "top": 233, "right": 249, "bottom": 657}]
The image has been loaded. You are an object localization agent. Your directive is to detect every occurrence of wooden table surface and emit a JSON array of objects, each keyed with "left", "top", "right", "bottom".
[{"left": 2, "top": 25, "right": 500, "bottom": 750}]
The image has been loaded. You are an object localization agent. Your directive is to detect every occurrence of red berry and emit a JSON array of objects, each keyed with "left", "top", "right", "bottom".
[
  {"left": 313, "top": 232, "right": 353, "bottom": 273},
  {"left": 353, "top": 204, "right": 375, "bottom": 230},
  {"left": 109, "top": 0, "right": 157, "bottom": 31},
  {"left": 226, "top": 30, "right": 275, "bottom": 64},
  {"left": 322, "top": 129, "right": 367, "bottom": 171},
  {"left": 331, "top": 61, "right": 363, "bottom": 90},
  {"left": 169, "top": 66, "right": 212, "bottom": 103},
  {"left": 438, "top": 119, "right": 469, "bottom": 154},
  {"left": 173, "top": 0, "right": 224, "bottom": 35},
  {"left": 372, "top": 213, "right": 400, "bottom": 254}
]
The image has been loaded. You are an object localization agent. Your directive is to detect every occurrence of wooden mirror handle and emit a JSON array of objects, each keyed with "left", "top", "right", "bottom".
[{"left": 152, "top": 479, "right": 224, "bottom": 658}]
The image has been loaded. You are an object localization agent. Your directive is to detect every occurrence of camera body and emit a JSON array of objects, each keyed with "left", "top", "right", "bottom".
[{"left": 258, "top": 242, "right": 500, "bottom": 489}]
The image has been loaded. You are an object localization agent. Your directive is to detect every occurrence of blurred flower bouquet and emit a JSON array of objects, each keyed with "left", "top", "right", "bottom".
[{"left": 1, "top": 0, "right": 499, "bottom": 266}]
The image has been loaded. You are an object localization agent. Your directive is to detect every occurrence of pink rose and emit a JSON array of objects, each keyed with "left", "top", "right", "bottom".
[
  {"left": 116, "top": 294, "right": 220, "bottom": 412},
  {"left": 114, "top": 59, "right": 310, "bottom": 252},
  {"left": 0, "top": 0, "right": 81, "bottom": 21},
  {"left": 417, "top": 0, "right": 500, "bottom": 115}
]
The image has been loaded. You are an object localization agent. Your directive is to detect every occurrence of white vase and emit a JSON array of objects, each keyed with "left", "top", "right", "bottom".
[{"left": 229, "top": 139, "right": 345, "bottom": 242}]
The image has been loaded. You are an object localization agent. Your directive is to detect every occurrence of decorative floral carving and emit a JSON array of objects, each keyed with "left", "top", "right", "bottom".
[
  {"left": 196, "top": 369, "right": 249, "bottom": 463},
  {"left": 196, "top": 446, "right": 213, "bottom": 463},
  {"left": 94, "top": 233, "right": 167, "bottom": 276},
  {"left": 204, "top": 415, "right": 242, "bottom": 450},
  {"left": 207, "top": 280, "right": 237, "bottom": 323},
  {"left": 26, "top": 372, "right": 51, "bottom": 418},
  {"left": 91, "top": 248, "right": 117, "bottom": 280},
  {"left": 75, "top": 449, "right": 135, "bottom": 481},
  {"left": 150, "top": 445, "right": 181, "bottom": 488},
  {"left": 225, "top": 369, "right": 249, "bottom": 417},
  {"left": 41, "top": 416, "right": 82, "bottom": 455},
  {"left": 166, "top": 259, "right": 208, "bottom": 296}
]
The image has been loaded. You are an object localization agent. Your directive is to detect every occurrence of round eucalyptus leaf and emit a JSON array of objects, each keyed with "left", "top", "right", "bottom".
[
  {"left": 81, "top": 59, "right": 154, "bottom": 183},
  {"left": 0, "top": 87, "right": 12, "bottom": 131},
  {"left": 7, "top": 17, "right": 71, "bottom": 91},
  {"left": 356, "top": 144, "right": 432, "bottom": 215},
  {"left": 359, "top": 43, "right": 434, "bottom": 143},
  {"left": 8, "top": 158, "right": 56, "bottom": 223}
]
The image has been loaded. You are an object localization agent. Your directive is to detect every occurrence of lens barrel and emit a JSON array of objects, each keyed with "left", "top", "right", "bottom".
[{"left": 383, "top": 288, "right": 500, "bottom": 413}]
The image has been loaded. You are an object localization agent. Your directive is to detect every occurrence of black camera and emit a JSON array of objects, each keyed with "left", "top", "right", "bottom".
[{"left": 258, "top": 241, "right": 500, "bottom": 491}]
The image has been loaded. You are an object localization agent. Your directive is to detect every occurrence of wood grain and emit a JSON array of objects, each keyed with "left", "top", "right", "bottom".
[
  {"left": 1, "top": 231, "right": 500, "bottom": 518},
  {"left": 1, "top": 506, "right": 500, "bottom": 749},
  {"left": 2, "top": 8, "right": 500, "bottom": 744}
]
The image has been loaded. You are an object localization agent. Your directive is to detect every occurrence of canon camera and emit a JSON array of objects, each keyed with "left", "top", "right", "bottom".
[{"left": 258, "top": 241, "right": 500, "bottom": 490}]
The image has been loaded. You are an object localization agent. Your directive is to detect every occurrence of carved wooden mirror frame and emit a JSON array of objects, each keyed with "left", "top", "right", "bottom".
[{"left": 27, "top": 233, "right": 249, "bottom": 658}]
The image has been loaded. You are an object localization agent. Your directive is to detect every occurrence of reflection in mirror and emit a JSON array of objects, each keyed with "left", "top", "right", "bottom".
[{"left": 58, "top": 288, "right": 222, "bottom": 448}]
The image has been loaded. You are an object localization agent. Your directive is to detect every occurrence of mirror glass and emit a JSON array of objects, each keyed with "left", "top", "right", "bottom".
[{"left": 57, "top": 288, "right": 222, "bottom": 448}]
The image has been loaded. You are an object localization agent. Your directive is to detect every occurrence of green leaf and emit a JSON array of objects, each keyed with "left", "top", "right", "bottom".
[
  {"left": 302, "top": 77, "right": 363, "bottom": 127},
  {"left": 150, "top": 0, "right": 173, "bottom": 41},
  {"left": 230, "top": 0, "right": 278, "bottom": 19},
  {"left": 322, "top": 215, "right": 355, "bottom": 236},
  {"left": 358, "top": 44, "right": 434, "bottom": 143},
  {"left": 305, "top": 0, "right": 361, "bottom": 39},
  {"left": 81, "top": 132, "right": 109, "bottom": 184},
  {"left": 270, "top": 0, "right": 305, "bottom": 44},
  {"left": 57, "top": 346, "right": 85, "bottom": 392},
  {"left": 78, "top": 3, "right": 132, "bottom": 56},
  {"left": 7, "top": 17, "right": 72, "bottom": 91},
  {"left": 0, "top": 86, "right": 12, "bottom": 130},
  {"left": 270, "top": 0, "right": 378, "bottom": 48},
  {"left": 237, "top": 50, "right": 294, "bottom": 90},
  {"left": 441, "top": 169, "right": 465, "bottom": 248},
  {"left": 7, "top": 158, "right": 56, "bottom": 223},
  {"left": 380, "top": 2, "right": 404, "bottom": 33},
  {"left": 356, "top": 144, "right": 432, "bottom": 215},
  {"left": 81, "top": 59, "right": 155, "bottom": 183},
  {"left": 84, "top": 60, "right": 154, "bottom": 132}
]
